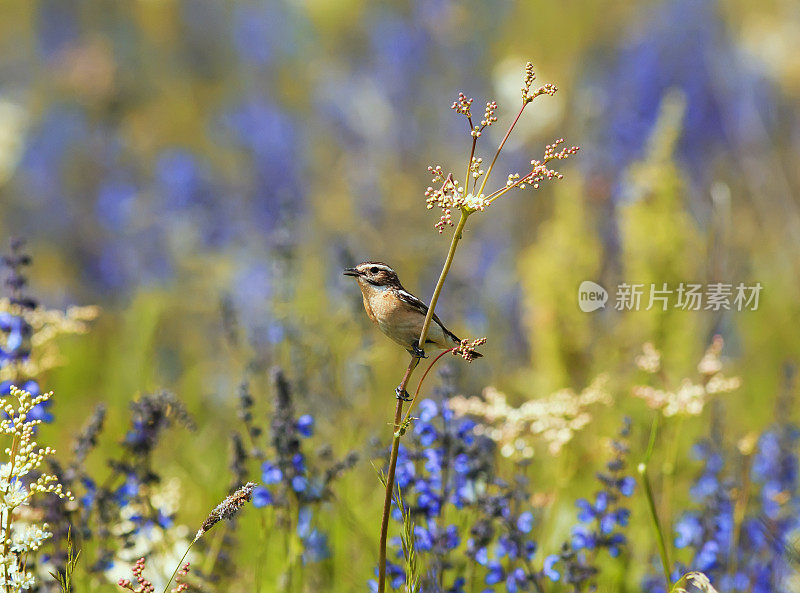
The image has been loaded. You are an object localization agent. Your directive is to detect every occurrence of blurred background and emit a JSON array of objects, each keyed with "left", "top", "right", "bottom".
[{"left": 1, "top": 0, "right": 799, "bottom": 590}]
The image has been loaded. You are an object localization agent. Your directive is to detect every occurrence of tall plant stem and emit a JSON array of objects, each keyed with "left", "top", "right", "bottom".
[
  {"left": 417, "top": 213, "right": 469, "bottom": 351},
  {"left": 377, "top": 360, "right": 418, "bottom": 593},
  {"left": 162, "top": 539, "right": 195, "bottom": 593},
  {"left": 638, "top": 416, "right": 672, "bottom": 590},
  {"left": 377, "top": 211, "right": 469, "bottom": 593},
  {"left": 640, "top": 465, "right": 672, "bottom": 589},
  {"left": 3, "top": 432, "right": 19, "bottom": 593}
]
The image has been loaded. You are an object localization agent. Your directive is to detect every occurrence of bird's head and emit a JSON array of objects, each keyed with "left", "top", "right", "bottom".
[{"left": 343, "top": 262, "right": 402, "bottom": 289}]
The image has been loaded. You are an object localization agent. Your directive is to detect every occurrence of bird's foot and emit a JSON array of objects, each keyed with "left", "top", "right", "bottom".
[
  {"left": 411, "top": 343, "right": 427, "bottom": 359},
  {"left": 395, "top": 386, "right": 413, "bottom": 402}
]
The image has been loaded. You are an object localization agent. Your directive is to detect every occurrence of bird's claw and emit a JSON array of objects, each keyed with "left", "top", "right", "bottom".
[
  {"left": 395, "top": 386, "right": 413, "bottom": 402},
  {"left": 411, "top": 343, "right": 427, "bottom": 359}
]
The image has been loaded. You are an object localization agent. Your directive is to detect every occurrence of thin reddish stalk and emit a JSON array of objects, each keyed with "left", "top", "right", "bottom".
[
  {"left": 476, "top": 101, "right": 527, "bottom": 198},
  {"left": 402, "top": 348, "right": 455, "bottom": 425}
]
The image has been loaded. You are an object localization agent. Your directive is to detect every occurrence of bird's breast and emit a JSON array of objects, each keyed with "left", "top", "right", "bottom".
[
  {"left": 365, "top": 291, "right": 397, "bottom": 322},
  {"left": 361, "top": 293, "right": 378, "bottom": 323}
]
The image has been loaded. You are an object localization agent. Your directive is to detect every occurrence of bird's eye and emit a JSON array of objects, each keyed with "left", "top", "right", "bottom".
[{"left": 370, "top": 267, "right": 379, "bottom": 275}]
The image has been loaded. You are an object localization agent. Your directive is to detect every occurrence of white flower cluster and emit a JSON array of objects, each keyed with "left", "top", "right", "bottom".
[
  {"left": 633, "top": 337, "right": 740, "bottom": 417},
  {"left": 0, "top": 558, "right": 35, "bottom": 591},
  {"left": 449, "top": 376, "right": 612, "bottom": 457},
  {"left": 10, "top": 524, "right": 52, "bottom": 553},
  {"left": 0, "top": 386, "right": 72, "bottom": 592},
  {"left": 424, "top": 173, "right": 489, "bottom": 232},
  {"left": 103, "top": 479, "right": 194, "bottom": 590}
]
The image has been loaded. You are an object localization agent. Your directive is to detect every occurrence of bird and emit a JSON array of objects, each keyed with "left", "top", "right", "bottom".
[{"left": 344, "top": 261, "right": 480, "bottom": 400}]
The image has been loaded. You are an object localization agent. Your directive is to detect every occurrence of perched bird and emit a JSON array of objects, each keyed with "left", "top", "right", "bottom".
[{"left": 344, "top": 262, "right": 480, "bottom": 390}]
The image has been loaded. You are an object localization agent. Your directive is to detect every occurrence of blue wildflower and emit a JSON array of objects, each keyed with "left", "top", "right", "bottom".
[
  {"left": 516, "top": 511, "right": 534, "bottom": 534},
  {"left": 0, "top": 241, "right": 53, "bottom": 425},
  {"left": 447, "top": 576, "right": 466, "bottom": 593},
  {"left": 546, "top": 418, "right": 634, "bottom": 590},
  {"left": 296, "top": 414, "right": 314, "bottom": 437},
  {"left": 543, "top": 554, "right": 561, "bottom": 581},
  {"left": 242, "top": 369, "right": 357, "bottom": 565},
  {"left": 114, "top": 475, "right": 139, "bottom": 506},
  {"left": 301, "top": 529, "right": 329, "bottom": 564},
  {"left": 381, "top": 367, "right": 500, "bottom": 592},
  {"left": 252, "top": 486, "right": 273, "bottom": 508},
  {"left": 648, "top": 369, "right": 800, "bottom": 592},
  {"left": 485, "top": 561, "right": 504, "bottom": 585},
  {"left": 414, "top": 525, "right": 435, "bottom": 551},
  {"left": 506, "top": 567, "right": 528, "bottom": 593},
  {"left": 583, "top": 0, "right": 777, "bottom": 195},
  {"left": 291, "top": 475, "right": 308, "bottom": 493},
  {"left": 261, "top": 461, "right": 283, "bottom": 484}
]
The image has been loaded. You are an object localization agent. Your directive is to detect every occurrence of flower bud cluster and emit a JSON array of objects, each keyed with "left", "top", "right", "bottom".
[
  {"left": 451, "top": 92, "right": 473, "bottom": 117},
  {"left": 424, "top": 175, "right": 463, "bottom": 232},
  {"left": 470, "top": 156, "right": 484, "bottom": 181},
  {"left": 526, "top": 139, "right": 580, "bottom": 189},
  {"left": 521, "top": 61, "right": 559, "bottom": 104},
  {"left": 450, "top": 376, "right": 612, "bottom": 458},
  {"left": 453, "top": 337, "right": 486, "bottom": 362},
  {"left": 481, "top": 101, "right": 498, "bottom": 127},
  {"left": 116, "top": 556, "right": 187, "bottom": 593}
]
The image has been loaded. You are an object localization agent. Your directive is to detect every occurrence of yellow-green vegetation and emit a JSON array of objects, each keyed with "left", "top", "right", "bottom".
[{"left": 0, "top": 0, "right": 798, "bottom": 592}]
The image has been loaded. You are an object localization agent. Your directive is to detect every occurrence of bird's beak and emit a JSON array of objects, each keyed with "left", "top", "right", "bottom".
[{"left": 343, "top": 267, "right": 361, "bottom": 277}]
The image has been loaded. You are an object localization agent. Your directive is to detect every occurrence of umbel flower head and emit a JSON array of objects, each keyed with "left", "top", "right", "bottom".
[
  {"left": 449, "top": 375, "right": 612, "bottom": 457},
  {"left": 425, "top": 62, "right": 578, "bottom": 234},
  {"left": 633, "top": 337, "right": 740, "bottom": 417}
]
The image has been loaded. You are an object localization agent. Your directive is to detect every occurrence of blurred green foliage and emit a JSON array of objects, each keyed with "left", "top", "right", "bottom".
[{"left": 0, "top": 0, "right": 798, "bottom": 590}]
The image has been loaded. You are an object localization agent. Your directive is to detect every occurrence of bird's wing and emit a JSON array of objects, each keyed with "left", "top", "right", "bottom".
[
  {"left": 397, "top": 290, "right": 460, "bottom": 344},
  {"left": 396, "top": 289, "right": 428, "bottom": 314}
]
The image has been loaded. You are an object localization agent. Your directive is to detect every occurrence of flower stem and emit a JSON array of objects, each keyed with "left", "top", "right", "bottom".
[
  {"left": 640, "top": 465, "right": 672, "bottom": 589},
  {"left": 3, "top": 430, "right": 19, "bottom": 593},
  {"left": 402, "top": 348, "right": 455, "bottom": 425},
  {"left": 476, "top": 102, "right": 527, "bottom": 198},
  {"left": 417, "top": 212, "right": 469, "bottom": 351},
  {"left": 162, "top": 538, "right": 194, "bottom": 593},
  {"left": 378, "top": 211, "right": 469, "bottom": 593},
  {"left": 464, "top": 119, "right": 478, "bottom": 195},
  {"left": 638, "top": 416, "right": 671, "bottom": 590},
  {"left": 377, "top": 360, "right": 418, "bottom": 593}
]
